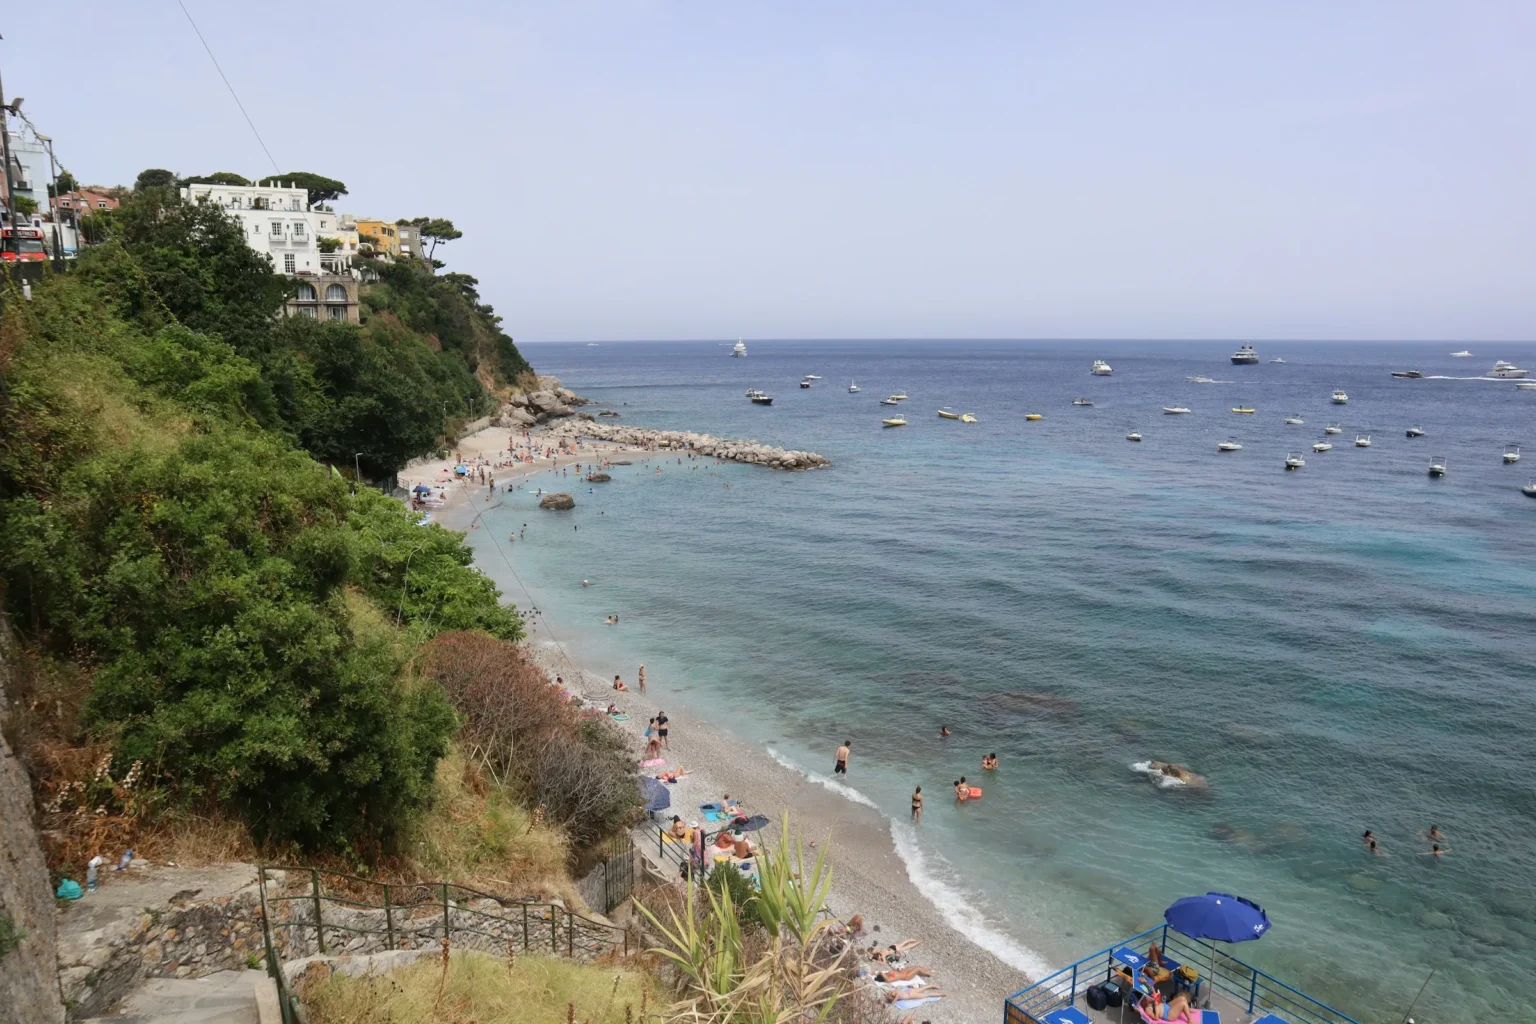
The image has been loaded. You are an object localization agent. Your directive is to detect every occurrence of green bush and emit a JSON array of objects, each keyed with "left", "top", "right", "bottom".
[{"left": 706, "top": 861, "right": 764, "bottom": 928}]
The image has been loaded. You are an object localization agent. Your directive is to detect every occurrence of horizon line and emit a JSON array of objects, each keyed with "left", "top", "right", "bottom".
[{"left": 518, "top": 337, "right": 1531, "bottom": 345}]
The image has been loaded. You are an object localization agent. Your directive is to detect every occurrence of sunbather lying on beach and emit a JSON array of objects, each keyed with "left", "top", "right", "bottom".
[
  {"left": 875, "top": 966, "right": 933, "bottom": 982},
  {"left": 655, "top": 769, "right": 691, "bottom": 783},
  {"left": 883, "top": 985, "right": 946, "bottom": 1004},
  {"left": 1138, "top": 991, "right": 1195, "bottom": 1021},
  {"left": 869, "top": 939, "right": 921, "bottom": 962}
]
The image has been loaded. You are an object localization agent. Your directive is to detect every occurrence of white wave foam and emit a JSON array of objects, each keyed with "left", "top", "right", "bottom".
[
  {"left": 764, "top": 748, "right": 881, "bottom": 810},
  {"left": 890, "top": 823, "right": 1054, "bottom": 979},
  {"left": 1131, "top": 760, "right": 1186, "bottom": 788}
]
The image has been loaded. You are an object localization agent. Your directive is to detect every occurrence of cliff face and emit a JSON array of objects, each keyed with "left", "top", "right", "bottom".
[{"left": 0, "top": 614, "right": 66, "bottom": 1024}]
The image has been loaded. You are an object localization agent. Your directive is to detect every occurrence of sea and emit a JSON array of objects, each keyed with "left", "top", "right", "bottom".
[{"left": 462, "top": 340, "right": 1536, "bottom": 1023}]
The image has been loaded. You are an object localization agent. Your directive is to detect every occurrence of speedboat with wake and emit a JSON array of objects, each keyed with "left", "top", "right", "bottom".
[
  {"left": 1186, "top": 376, "right": 1217, "bottom": 384},
  {"left": 804, "top": 374, "right": 822, "bottom": 380},
  {"left": 1391, "top": 370, "right": 1424, "bottom": 378},
  {"left": 1270, "top": 357, "right": 1286, "bottom": 364},
  {"left": 1450, "top": 350, "right": 1472, "bottom": 358},
  {"left": 1072, "top": 397, "right": 1094, "bottom": 407},
  {"left": 1162, "top": 406, "right": 1191, "bottom": 415}
]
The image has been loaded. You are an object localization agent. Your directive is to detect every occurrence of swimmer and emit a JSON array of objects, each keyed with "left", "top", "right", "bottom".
[
  {"left": 911, "top": 785, "right": 923, "bottom": 822},
  {"left": 1418, "top": 844, "right": 1449, "bottom": 857},
  {"left": 982, "top": 753, "right": 998, "bottom": 770},
  {"left": 939, "top": 725, "right": 951, "bottom": 737},
  {"left": 954, "top": 778, "right": 969, "bottom": 802},
  {"left": 1425, "top": 825, "right": 1445, "bottom": 842},
  {"left": 582, "top": 579, "right": 590, "bottom": 587}
]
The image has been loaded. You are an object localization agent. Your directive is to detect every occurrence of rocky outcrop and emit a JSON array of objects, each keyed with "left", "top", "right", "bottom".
[
  {"left": 0, "top": 612, "right": 67, "bottom": 1024},
  {"left": 539, "top": 493, "right": 575, "bottom": 510},
  {"left": 544, "top": 421, "right": 829, "bottom": 471},
  {"left": 501, "top": 376, "right": 588, "bottom": 426},
  {"left": 597, "top": 410, "right": 620, "bottom": 418},
  {"left": 584, "top": 473, "right": 611, "bottom": 483}
]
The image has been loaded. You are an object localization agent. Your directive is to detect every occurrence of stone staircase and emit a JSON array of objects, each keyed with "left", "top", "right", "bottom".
[{"left": 77, "top": 968, "right": 279, "bottom": 1024}]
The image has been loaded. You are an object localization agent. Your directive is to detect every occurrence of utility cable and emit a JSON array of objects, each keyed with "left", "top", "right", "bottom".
[{"left": 174, "top": 0, "right": 281, "bottom": 174}]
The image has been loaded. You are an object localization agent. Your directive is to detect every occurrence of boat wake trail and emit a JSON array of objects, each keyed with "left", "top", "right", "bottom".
[
  {"left": 765, "top": 748, "right": 881, "bottom": 810},
  {"left": 891, "top": 824, "right": 1054, "bottom": 979}
]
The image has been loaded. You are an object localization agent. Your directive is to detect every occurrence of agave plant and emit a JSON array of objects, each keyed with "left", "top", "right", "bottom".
[{"left": 637, "top": 816, "right": 847, "bottom": 1024}]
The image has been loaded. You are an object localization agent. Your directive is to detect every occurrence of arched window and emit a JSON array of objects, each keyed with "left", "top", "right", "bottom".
[
  {"left": 296, "top": 283, "right": 317, "bottom": 301},
  {"left": 325, "top": 283, "right": 347, "bottom": 302}
]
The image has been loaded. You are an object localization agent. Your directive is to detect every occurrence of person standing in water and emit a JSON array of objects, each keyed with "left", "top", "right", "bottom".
[
  {"left": 638, "top": 665, "right": 647, "bottom": 692},
  {"left": 911, "top": 786, "right": 923, "bottom": 822},
  {"left": 834, "top": 740, "right": 850, "bottom": 775}
]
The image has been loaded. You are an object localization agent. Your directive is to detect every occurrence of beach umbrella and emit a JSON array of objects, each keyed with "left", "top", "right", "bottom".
[
  {"left": 412, "top": 484, "right": 432, "bottom": 494},
  {"left": 1163, "top": 893, "right": 1270, "bottom": 1004},
  {"left": 638, "top": 776, "right": 670, "bottom": 814},
  {"left": 738, "top": 814, "right": 771, "bottom": 833}
]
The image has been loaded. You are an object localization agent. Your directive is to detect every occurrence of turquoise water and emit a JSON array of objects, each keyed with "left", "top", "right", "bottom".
[{"left": 465, "top": 341, "right": 1536, "bottom": 1022}]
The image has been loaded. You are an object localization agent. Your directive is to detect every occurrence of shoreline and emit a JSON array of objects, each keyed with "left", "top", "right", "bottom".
[{"left": 431, "top": 421, "right": 1032, "bottom": 1024}]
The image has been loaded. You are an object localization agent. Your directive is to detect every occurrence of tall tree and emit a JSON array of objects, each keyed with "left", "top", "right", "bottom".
[
  {"left": 47, "top": 171, "right": 78, "bottom": 197},
  {"left": 181, "top": 171, "right": 251, "bottom": 187},
  {"left": 404, "top": 217, "right": 463, "bottom": 259},
  {"left": 133, "top": 168, "right": 178, "bottom": 191},
  {"left": 270, "top": 171, "right": 347, "bottom": 205}
]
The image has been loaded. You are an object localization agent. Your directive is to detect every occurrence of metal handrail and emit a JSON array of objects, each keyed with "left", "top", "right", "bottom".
[{"left": 1005, "top": 924, "right": 1360, "bottom": 1024}]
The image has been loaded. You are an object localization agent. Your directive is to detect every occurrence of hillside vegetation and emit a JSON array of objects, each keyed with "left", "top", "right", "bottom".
[{"left": 0, "top": 185, "right": 634, "bottom": 881}]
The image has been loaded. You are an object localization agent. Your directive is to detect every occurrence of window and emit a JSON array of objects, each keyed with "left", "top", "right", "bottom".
[
  {"left": 327, "top": 305, "right": 347, "bottom": 321},
  {"left": 296, "top": 283, "right": 317, "bottom": 301},
  {"left": 297, "top": 305, "right": 317, "bottom": 318},
  {"left": 291, "top": 222, "right": 307, "bottom": 238},
  {"left": 325, "top": 283, "right": 347, "bottom": 302},
  {"left": 283, "top": 253, "right": 296, "bottom": 273},
  {"left": 269, "top": 221, "right": 283, "bottom": 237},
  {"left": 98, "top": 201, "right": 107, "bottom": 208}
]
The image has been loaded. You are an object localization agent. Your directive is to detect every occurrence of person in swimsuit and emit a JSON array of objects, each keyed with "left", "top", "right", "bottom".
[
  {"left": 954, "top": 779, "right": 968, "bottom": 802},
  {"left": 613, "top": 674, "right": 627, "bottom": 691},
  {"left": 982, "top": 753, "right": 998, "bottom": 770},
  {"left": 1139, "top": 991, "right": 1194, "bottom": 1021},
  {"left": 656, "top": 712, "right": 669, "bottom": 747},
  {"left": 638, "top": 664, "right": 647, "bottom": 692},
  {"left": 1419, "top": 844, "right": 1449, "bottom": 857},
  {"left": 911, "top": 786, "right": 923, "bottom": 821},
  {"left": 834, "top": 741, "right": 851, "bottom": 775},
  {"left": 939, "top": 726, "right": 951, "bottom": 736}
]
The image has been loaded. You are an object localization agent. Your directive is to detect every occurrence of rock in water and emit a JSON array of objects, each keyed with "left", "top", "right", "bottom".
[
  {"left": 539, "top": 492, "right": 575, "bottom": 510},
  {"left": 585, "top": 472, "right": 612, "bottom": 482}
]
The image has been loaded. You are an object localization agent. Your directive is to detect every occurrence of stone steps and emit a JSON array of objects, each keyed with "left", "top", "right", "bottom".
[{"left": 79, "top": 968, "right": 275, "bottom": 1024}]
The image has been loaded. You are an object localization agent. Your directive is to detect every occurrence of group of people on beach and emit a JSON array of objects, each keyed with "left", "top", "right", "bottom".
[{"left": 1362, "top": 825, "right": 1449, "bottom": 857}]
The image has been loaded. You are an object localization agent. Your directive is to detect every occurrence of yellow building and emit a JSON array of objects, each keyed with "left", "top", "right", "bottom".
[{"left": 353, "top": 218, "right": 400, "bottom": 258}]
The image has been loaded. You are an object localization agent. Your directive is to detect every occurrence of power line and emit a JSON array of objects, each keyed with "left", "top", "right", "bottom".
[{"left": 173, "top": 0, "right": 280, "bottom": 174}]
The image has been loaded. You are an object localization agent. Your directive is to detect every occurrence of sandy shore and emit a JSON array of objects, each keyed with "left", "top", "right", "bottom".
[{"left": 430, "top": 422, "right": 1032, "bottom": 1023}]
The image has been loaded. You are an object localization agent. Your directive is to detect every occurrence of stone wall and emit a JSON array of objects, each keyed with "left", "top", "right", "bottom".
[
  {"left": 545, "top": 420, "right": 830, "bottom": 470},
  {"left": 0, "top": 610, "right": 68, "bottom": 1024}
]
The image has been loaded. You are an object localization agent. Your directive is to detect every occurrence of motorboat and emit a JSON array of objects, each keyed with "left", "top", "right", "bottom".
[
  {"left": 800, "top": 380, "right": 811, "bottom": 388},
  {"left": 1091, "top": 359, "right": 1113, "bottom": 376},
  {"left": 1162, "top": 406, "right": 1191, "bottom": 415},
  {"left": 1284, "top": 415, "right": 1305, "bottom": 425},
  {"left": 1231, "top": 407, "right": 1256, "bottom": 414},
  {"left": 804, "top": 374, "right": 822, "bottom": 380},
  {"left": 1355, "top": 435, "right": 1372, "bottom": 448},
  {"left": 1524, "top": 481, "right": 1536, "bottom": 498},
  {"left": 1313, "top": 441, "right": 1333, "bottom": 452},
  {"left": 848, "top": 381, "right": 860, "bottom": 393},
  {"left": 1218, "top": 440, "right": 1243, "bottom": 452},
  {"left": 881, "top": 416, "right": 907, "bottom": 427},
  {"left": 1488, "top": 360, "right": 1530, "bottom": 379},
  {"left": 880, "top": 398, "right": 899, "bottom": 406},
  {"left": 1324, "top": 424, "right": 1342, "bottom": 435},
  {"left": 1025, "top": 413, "right": 1043, "bottom": 421},
  {"left": 732, "top": 339, "right": 747, "bottom": 357},
  {"left": 1504, "top": 444, "right": 1521, "bottom": 464},
  {"left": 1450, "top": 350, "right": 1472, "bottom": 358},
  {"left": 1072, "top": 398, "right": 1094, "bottom": 407},
  {"left": 1126, "top": 431, "right": 1143, "bottom": 442},
  {"left": 1390, "top": 370, "right": 1423, "bottom": 379},
  {"left": 1285, "top": 452, "right": 1306, "bottom": 470},
  {"left": 1516, "top": 382, "right": 1536, "bottom": 390},
  {"left": 937, "top": 409, "right": 960, "bottom": 420},
  {"left": 960, "top": 413, "right": 978, "bottom": 424},
  {"left": 750, "top": 393, "right": 773, "bottom": 405},
  {"left": 1428, "top": 455, "right": 1447, "bottom": 476},
  {"left": 1405, "top": 426, "right": 1425, "bottom": 437},
  {"left": 745, "top": 388, "right": 762, "bottom": 396},
  {"left": 1186, "top": 376, "right": 1218, "bottom": 384},
  {"left": 890, "top": 393, "right": 909, "bottom": 401},
  {"left": 1270, "top": 357, "right": 1286, "bottom": 364},
  {"left": 1331, "top": 390, "right": 1349, "bottom": 404},
  {"left": 1231, "top": 344, "right": 1260, "bottom": 364}
]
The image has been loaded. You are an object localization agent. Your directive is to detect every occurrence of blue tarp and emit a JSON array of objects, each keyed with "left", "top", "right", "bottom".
[{"left": 638, "top": 776, "right": 670, "bottom": 813}]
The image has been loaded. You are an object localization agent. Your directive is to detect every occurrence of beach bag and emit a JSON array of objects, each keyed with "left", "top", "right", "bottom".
[
  {"left": 56, "top": 878, "right": 83, "bottom": 900},
  {"left": 1104, "top": 985, "right": 1124, "bottom": 1008},
  {"left": 1086, "top": 985, "right": 1109, "bottom": 1011}
]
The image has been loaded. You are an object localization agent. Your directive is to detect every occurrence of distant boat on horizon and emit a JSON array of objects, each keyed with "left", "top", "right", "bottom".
[
  {"left": 731, "top": 339, "right": 747, "bottom": 357},
  {"left": 1450, "top": 350, "right": 1472, "bottom": 357},
  {"left": 1231, "top": 344, "right": 1260, "bottom": 365}
]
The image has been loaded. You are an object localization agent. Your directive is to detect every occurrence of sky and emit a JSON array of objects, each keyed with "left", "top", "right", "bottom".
[{"left": 4, "top": 2, "right": 1534, "bottom": 342}]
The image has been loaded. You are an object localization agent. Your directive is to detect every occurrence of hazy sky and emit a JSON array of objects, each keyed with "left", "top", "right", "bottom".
[{"left": 4, "top": 3, "right": 1533, "bottom": 341}]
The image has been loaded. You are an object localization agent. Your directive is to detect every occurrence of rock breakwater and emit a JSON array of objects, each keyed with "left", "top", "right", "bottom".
[{"left": 545, "top": 420, "right": 829, "bottom": 470}]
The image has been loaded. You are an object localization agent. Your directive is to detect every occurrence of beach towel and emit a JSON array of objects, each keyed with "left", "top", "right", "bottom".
[
  {"left": 611, "top": 714, "right": 630, "bottom": 721},
  {"left": 701, "top": 808, "right": 725, "bottom": 822},
  {"left": 874, "top": 977, "right": 926, "bottom": 989},
  {"left": 894, "top": 996, "right": 944, "bottom": 1010},
  {"left": 639, "top": 758, "right": 667, "bottom": 768}
]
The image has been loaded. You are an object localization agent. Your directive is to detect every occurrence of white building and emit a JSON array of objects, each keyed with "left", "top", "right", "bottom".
[{"left": 180, "top": 181, "right": 360, "bottom": 323}]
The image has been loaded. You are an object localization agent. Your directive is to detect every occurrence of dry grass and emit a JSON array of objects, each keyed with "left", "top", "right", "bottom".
[{"left": 302, "top": 950, "right": 662, "bottom": 1024}]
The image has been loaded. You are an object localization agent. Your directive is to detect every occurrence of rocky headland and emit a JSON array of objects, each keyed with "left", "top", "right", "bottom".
[{"left": 543, "top": 419, "right": 829, "bottom": 471}]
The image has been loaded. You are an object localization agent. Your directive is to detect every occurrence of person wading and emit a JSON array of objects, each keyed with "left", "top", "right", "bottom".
[{"left": 834, "top": 740, "right": 851, "bottom": 776}]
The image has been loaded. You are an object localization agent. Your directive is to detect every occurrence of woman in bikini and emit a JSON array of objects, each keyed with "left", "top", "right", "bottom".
[{"left": 1138, "top": 990, "right": 1195, "bottom": 1021}]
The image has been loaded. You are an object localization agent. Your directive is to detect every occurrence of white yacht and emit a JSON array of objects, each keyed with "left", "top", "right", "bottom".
[
  {"left": 745, "top": 388, "right": 763, "bottom": 397},
  {"left": 1313, "top": 441, "right": 1333, "bottom": 452},
  {"left": 731, "top": 339, "right": 747, "bottom": 357},
  {"left": 1186, "top": 376, "right": 1218, "bottom": 384},
  {"left": 1270, "top": 357, "right": 1286, "bottom": 364},
  {"left": 1428, "top": 455, "right": 1447, "bottom": 476},
  {"left": 848, "top": 381, "right": 860, "bottom": 393},
  {"left": 1231, "top": 344, "right": 1260, "bottom": 365},
  {"left": 1072, "top": 397, "right": 1094, "bottom": 407},
  {"left": 1284, "top": 415, "right": 1305, "bottom": 425},
  {"left": 1162, "top": 406, "right": 1191, "bottom": 415},
  {"left": 1488, "top": 360, "right": 1530, "bottom": 379},
  {"left": 880, "top": 398, "right": 899, "bottom": 406},
  {"left": 749, "top": 392, "right": 773, "bottom": 405},
  {"left": 1126, "top": 430, "right": 1143, "bottom": 442},
  {"left": 1218, "top": 440, "right": 1243, "bottom": 452},
  {"left": 1091, "top": 359, "right": 1113, "bottom": 376},
  {"left": 1516, "top": 382, "right": 1536, "bottom": 390},
  {"left": 1355, "top": 435, "right": 1372, "bottom": 448},
  {"left": 1331, "top": 390, "right": 1349, "bottom": 404},
  {"left": 1405, "top": 426, "right": 1425, "bottom": 437},
  {"left": 804, "top": 374, "right": 822, "bottom": 380},
  {"left": 1504, "top": 444, "right": 1521, "bottom": 464},
  {"left": 1324, "top": 424, "right": 1342, "bottom": 435},
  {"left": 1450, "top": 350, "right": 1472, "bottom": 358},
  {"left": 1285, "top": 452, "right": 1306, "bottom": 470}
]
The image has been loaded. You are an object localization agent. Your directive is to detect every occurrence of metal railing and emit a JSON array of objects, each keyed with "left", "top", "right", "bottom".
[
  {"left": 1004, "top": 925, "right": 1361, "bottom": 1024},
  {"left": 256, "top": 865, "right": 634, "bottom": 1020}
]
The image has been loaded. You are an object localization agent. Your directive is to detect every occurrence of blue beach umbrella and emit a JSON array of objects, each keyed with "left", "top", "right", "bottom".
[
  {"left": 1164, "top": 893, "right": 1271, "bottom": 1003},
  {"left": 638, "top": 776, "right": 671, "bottom": 814}
]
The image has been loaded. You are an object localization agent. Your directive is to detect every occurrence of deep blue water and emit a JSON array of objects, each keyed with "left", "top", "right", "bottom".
[{"left": 467, "top": 340, "right": 1536, "bottom": 1023}]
